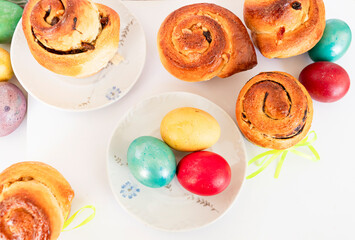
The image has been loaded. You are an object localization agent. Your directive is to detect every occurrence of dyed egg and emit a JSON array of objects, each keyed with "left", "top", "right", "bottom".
[
  {"left": 160, "top": 107, "right": 220, "bottom": 152},
  {"left": 0, "top": 82, "right": 27, "bottom": 137},
  {"left": 0, "top": 0, "right": 23, "bottom": 43},
  {"left": 309, "top": 19, "right": 352, "bottom": 62},
  {"left": 299, "top": 62, "right": 350, "bottom": 103},
  {"left": 127, "top": 136, "right": 176, "bottom": 188},
  {"left": 177, "top": 151, "right": 231, "bottom": 196},
  {"left": 0, "top": 48, "right": 14, "bottom": 81}
]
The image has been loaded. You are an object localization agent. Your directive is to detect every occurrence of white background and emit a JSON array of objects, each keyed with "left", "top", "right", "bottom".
[{"left": 1, "top": 0, "right": 354, "bottom": 239}]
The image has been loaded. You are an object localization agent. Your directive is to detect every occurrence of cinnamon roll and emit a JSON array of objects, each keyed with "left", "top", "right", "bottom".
[
  {"left": 236, "top": 72, "right": 313, "bottom": 150},
  {"left": 0, "top": 162, "right": 74, "bottom": 240},
  {"left": 157, "top": 3, "right": 257, "bottom": 82},
  {"left": 22, "top": 0, "right": 120, "bottom": 77},
  {"left": 244, "top": 0, "right": 325, "bottom": 58}
]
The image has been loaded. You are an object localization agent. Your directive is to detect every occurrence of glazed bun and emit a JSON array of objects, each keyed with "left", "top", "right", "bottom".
[
  {"left": 158, "top": 3, "right": 257, "bottom": 82},
  {"left": 244, "top": 0, "right": 325, "bottom": 58},
  {"left": 0, "top": 161, "right": 74, "bottom": 240},
  {"left": 22, "top": 0, "right": 120, "bottom": 77},
  {"left": 236, "top": 72, "right": 313, "bottom": 150}
]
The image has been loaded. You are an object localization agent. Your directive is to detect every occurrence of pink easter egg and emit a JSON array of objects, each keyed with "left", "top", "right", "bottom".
[{"left": 0, "top": 82, "right": 27, "bottom": 137}]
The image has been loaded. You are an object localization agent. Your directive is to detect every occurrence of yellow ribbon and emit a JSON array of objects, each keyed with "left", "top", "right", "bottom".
[
  {"left": 247, "top": 131, "right": 320, "bottom": 179},
  {"left": 62, "top": 205, "right": 96, "bottom": 232}
]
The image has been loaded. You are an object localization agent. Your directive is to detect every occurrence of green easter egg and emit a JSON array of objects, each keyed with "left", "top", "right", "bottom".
[
  {"left": 127, "top": 136, "right": 176, "bottom": 188},
  {"left": 0, "top": 0, "right": 23, "bottom": 43},
  {"left": 309, "top": 19, "right": 352, "bottom": 62}
]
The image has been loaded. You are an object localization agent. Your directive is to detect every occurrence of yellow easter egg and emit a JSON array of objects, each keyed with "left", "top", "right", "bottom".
[
  {"left": 160, "top": 107, "right": 221, "bottom": 152},
  {"left": 0, "top": 48, "right": 13, "bottom": 82}
]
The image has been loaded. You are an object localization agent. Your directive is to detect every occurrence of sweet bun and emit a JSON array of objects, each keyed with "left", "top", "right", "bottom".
[
  {"left": 158, "top": 3, "right": 257, "bottom": 82},
  {"left": 22, "top": 0, "right": 120, "bottom": 77},
  {"left": 0, "top": 161, "right": 74, "bottom": 240},
  {"left": 244, "top": 0, "right": 326, "bottom": 58},
  {"left": 236, "top": 72, "right": 313, "bottom": 150}
]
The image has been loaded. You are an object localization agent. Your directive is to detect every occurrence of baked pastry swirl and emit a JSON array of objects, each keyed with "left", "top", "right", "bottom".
[
  {"left": 0, "top": 162, "right": 74, "bottom": 240},
  {"left": 157, "top": 3, "right": 257, "bottom": 82},
  {"left": 22, "top": 0, "right": 120, "bottom": 77},
  {"left": 244, "top": 0, "right": 325, "bottom": 58},
  {"left": 236, "top": 72, "right": 313, "bottom": 150}
]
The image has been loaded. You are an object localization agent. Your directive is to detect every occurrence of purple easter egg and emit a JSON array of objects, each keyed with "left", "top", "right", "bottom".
[{"left": 0, "top": 82, "right": 27, "bottom": 137}]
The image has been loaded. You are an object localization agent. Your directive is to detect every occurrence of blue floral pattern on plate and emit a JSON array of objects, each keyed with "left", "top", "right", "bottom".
[
  {"left": 120, "top": 181, "right": 140, "bottom": 199},
  {"left": 106, "top": 86, "right": 122, "bottom": 101}
]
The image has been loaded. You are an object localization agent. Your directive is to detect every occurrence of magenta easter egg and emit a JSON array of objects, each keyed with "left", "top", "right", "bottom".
[
  {"left": 0, "top": 82, "right": 27, "bottom": 137},
  {"left": 177, "top": 151, "right": 231, "bottom": 196}
]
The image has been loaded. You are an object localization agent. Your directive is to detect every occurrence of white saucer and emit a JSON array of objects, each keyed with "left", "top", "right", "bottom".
[
  {"left": 107, "top": 92, "right": 247, "bottom": 231},
  {"left": 11, "top": 0, "right": 146, "bottom": 111}
]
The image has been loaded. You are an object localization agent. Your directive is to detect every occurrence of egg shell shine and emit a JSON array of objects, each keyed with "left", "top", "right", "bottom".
[
  {"left": 309, "top": 19, "right": 352, "bottom": 62},
  {"left": 177, "top": 151, "right": 231, "bottom": 196},
  {"left": 127, "top": 136, "right": 176, "bottom": 188},
  {"left": 160, "top": 107, "right": 221, "bottom": 152}
]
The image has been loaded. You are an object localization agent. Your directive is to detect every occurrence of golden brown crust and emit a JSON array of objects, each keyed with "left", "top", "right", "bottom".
[
  {"left": 158, "top": 3, "right": 257, "bottom": 82},
  {"left": 0, "top": 162, "right": 74, "bottom": 240},
  {"left": 244, "top": 0, "right": 325, "bottom": 58},
  {"left": 22, "top": 0, "right": 120, "bottom": 78},
  {"left": 235, "top": 72, "right": 313, "bottom": 150}
]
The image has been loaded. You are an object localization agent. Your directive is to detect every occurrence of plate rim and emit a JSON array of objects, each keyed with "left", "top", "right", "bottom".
[
  {"left": 106, "top": 91, "right": 248, "bottom": 232},
  {"left": 10, "top": 1, "right": 147, "bottom": 112}
]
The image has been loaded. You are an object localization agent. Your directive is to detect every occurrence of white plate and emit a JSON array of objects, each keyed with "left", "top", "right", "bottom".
[
  {"left": 10, "top": 0, "right": 146, "bottom": 111},
  {"left": 107, "top": 92, "right": 247, "bottom": 231}
]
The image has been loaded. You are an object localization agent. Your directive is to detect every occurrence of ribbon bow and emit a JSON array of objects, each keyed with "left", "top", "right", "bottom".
[
  {"left": 62, "top": 205, "right": 96, "bottom": 232},
  {"left": 247, "top": 131, "right": 320, "bottom": 179}
]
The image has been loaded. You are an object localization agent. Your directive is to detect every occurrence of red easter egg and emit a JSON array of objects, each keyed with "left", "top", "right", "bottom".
[
  {"left": 177, "top": 151, "right": 231, "bottom": 196},
  {"left": 299, "top": 62, "right": 350, "bottom": 102}
]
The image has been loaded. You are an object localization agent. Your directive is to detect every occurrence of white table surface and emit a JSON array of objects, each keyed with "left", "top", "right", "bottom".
[{"left": 1, "top": 0, "right": 355, "bottom": 239}]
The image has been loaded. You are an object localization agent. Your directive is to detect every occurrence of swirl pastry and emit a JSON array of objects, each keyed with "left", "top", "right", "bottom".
[
  {"left": 244, "top": 0, "right": 325, "bottom": 58},
  {"left": 22, "top": 0, "right": 120, "bottom": 77},
  {"left": 0, "top": 162, "right": 74, "bottom": 240},
  {"left": 236, "top": 72, "right": 313, "bottom": 150},
  {"left": 157, "top": 3, "right": 257, "bottom": 82}
]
